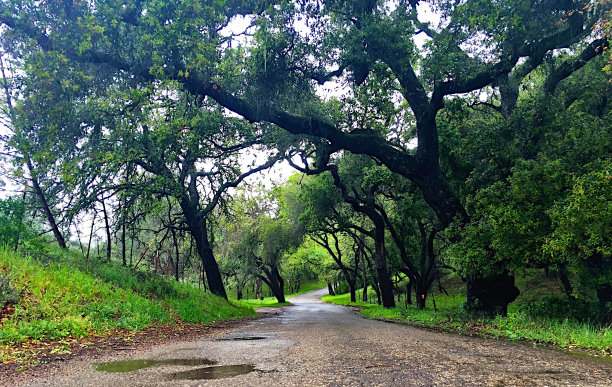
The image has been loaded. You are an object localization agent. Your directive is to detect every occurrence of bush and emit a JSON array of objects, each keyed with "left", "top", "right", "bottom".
[{"left": 519, "top": 295, "right": 598, "bottom": 323}]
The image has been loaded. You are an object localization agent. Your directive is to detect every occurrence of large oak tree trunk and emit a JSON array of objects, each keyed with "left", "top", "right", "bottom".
[
  {"left": 197, "top": 233, "right": 227, "bottom": 299},
  {"left": 259, "top": 265, "right": 286, "bottom": 303},
  {"left": 273, "top": 267, "right": 286, "bottom": 303},
  {"left": 181, "top": 199, "right": 227, "bottom": 299},
  {"left": 373, "top": 219, "right": 395, "bottom": 308}
]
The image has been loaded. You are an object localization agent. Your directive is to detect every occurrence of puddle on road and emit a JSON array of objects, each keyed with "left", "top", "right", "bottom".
[
  {"left": 167, "top": 364, "right": 256, "bottom": 380},
  {"left": 94, "top": 358, "right": 216, "bottom": 373},
  {"left": 216, "top": 335, "right": 268, "bottom": 341}
]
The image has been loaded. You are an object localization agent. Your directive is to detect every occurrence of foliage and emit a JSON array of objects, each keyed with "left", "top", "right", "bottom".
[{"left": 0, "top": 198, "right": 28, "bottom": 248}]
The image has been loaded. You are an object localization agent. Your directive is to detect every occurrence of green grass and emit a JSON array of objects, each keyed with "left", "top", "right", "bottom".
[
  {"left": 232, "top": 297, "right": 292, "bottom": 308},
  {"left": 88, "top": 263, "right": 255, "bottom": 324},
  {"left": 0, "top": 248, "right": 254, "bottom": 345},
  {"left": 231, "top": 279, "right": 326, "bottom": 307},
  {"left": 323, "top": 288, "right": 612, "bottom": 353}
]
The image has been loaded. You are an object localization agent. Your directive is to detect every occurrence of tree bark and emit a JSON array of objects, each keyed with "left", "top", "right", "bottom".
[
  {"left": 85, "top": 211, "right": 96, "bottom": 267},
  {"left": 558, "top": 263, "right": 573, "bottom": 298},
  {"left": 236, "top": 282, "right": 243, "bottom": 300},
  {"left": 360, "top": 247, "right": 368, "bottom": 302},
  {"left": 101, "top": 198, "right": 112, "bottom": 262},
  {"left": 255, "top": 278, "right": 262, "bottom": 299},
  {"left": 327, "top": 281, "right": 335, "bottom": 296},
  {"left": 259, "top": 265, "right": 286, "bottom": 303},
  {"left": 28, "top": 161, "right": 66, "bottom": 248},
  {"left": 171, "top": 228, "right": 180, "bottom": 281},
  {"left": 405, "top": 282, "right": 412, "bottom": 305},
  {"left": 121, "top": 217, "right": 127, "bottom": 266},
  {"left": 373, "top": 218, "right": 395, "bottom": 308},
  {"left": 180, "top": 198, "right": 227, "bottom": 298}
]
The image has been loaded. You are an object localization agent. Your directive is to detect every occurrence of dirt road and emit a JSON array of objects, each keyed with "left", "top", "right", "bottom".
[{"left": 16, "top": 288, "right": 612, "bottom": 386}]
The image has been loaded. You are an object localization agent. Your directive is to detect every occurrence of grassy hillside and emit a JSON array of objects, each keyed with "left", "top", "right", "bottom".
[{"left": 0, "top": 248, "right": 255, "bottom": 345}]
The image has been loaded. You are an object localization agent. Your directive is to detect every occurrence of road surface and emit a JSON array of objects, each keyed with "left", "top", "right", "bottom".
[{"left": 17, "top": 288, "right": 612, "bottom": 386}]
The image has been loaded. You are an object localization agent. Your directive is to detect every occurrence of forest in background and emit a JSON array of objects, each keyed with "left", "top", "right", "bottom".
[{"left": 0, "top": 0, "right": 610, "bottom": 355}]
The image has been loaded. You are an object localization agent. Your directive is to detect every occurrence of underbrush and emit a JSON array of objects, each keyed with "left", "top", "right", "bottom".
[
  {"left": 0, "top": 248, "right": 254, "bottom": 345},
  {"left": 323, "top": 289, "right": 612, "bottom": 353}
]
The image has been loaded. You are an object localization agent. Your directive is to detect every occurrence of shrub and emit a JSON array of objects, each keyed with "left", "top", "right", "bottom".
[{"left": 519, "top": 295, "right": 598, "bottom": 323}]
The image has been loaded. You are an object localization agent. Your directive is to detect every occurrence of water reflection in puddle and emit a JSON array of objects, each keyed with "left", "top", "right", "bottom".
[
  {"left": 94, "top": 358, "right": 216, "bottom": 373},
  {"left": 168, "top": 364, "right": 256, "bottom": 380}
]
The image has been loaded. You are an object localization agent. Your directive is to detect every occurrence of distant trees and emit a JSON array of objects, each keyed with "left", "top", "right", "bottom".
[{"left": 216, "top": 187, "right": 306, "bottom": 303}]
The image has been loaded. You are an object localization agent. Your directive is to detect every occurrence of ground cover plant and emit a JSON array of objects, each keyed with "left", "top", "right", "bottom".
[
  {"left": 323, "top": 281, "right": 612, "bottom": 354},
  {"left": 0, "top": 248, "right": 254, "bottom": 347}
]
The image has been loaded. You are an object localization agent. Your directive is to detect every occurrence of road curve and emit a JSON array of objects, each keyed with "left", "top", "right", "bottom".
[{"left": 21, "top": 288, "right": 612, "bottom": 386}]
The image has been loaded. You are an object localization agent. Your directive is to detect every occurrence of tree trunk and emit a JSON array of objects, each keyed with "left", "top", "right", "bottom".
[
  {"left": 121, "top": 218, "right": 127, "bottom": 266},
  {"left": 360, "top": 247, "right": 368, "bottom": 302},
  {"left": 327, "top": 281, "right": 335, "bottom": 296},
  {"left": 236, "top": 283, "right": 243, "bottom": 300},
  {"left": 255, "top": 278, "right": 262, "bottom": 299},
  {"left": 405, "top": 282, "right": 412, "bottom": 305},
  {"left": 348, "top": 280, "right": 357, "bottom": 303},
  {"left": 273, "top": 266, "right": 286, "bottom": 303},
  {"left": 13, "top": 187, "right": 27, "bottom": 252},
  {"left": 373, "top": 219, "right": 395, "bottom": 308},
  {"left": 85, "top": 212, "right": 96, "bottom": 267},
  {"left": 129, "top": 229, "right": 135, "bottom": 267},
  {"left": 259, "top": 265, "right": 286, "bottom": 303},
  {"left": 596, "top": 285, "right": 612, "bottom": 324},
  {"left": 180, "top": 199, "right": 227, "bottom": 299},
  {"left": 198, "top": 237, "right": 227, "bottom": 298},
  {"left": 558, "top": 263, "right": 573, "bottom": 298},
  {"left": 415, "top": 282, "right": 427, "bottom": 310},
  {"left": 101, "top": 198, "right": 112, "bottom": 262},
  {"left": 171, "top": 228, "right": 180, "bottom": 281},
  {"left": 585, "top": 253, "right": 612, "bottom": 323},
  {"left": 28, "top": 162, "right": 66, "bottom": 249},
  {"left": 414, "top": 223, "right": 437, "bottom": 310}
]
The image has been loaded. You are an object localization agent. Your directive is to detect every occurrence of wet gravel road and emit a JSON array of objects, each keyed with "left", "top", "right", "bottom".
[{"left": 19, "top": 288, "right": 612, "bottom": 386}]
